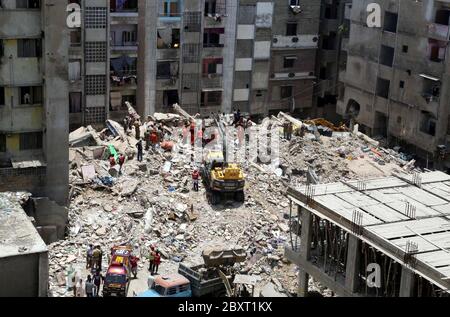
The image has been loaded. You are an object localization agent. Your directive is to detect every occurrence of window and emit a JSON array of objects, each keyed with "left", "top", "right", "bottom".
[
  {"left": 122, "top": 30, "right": 137, "bottom": 45},
  {"left": 0, "top": 40, "right": 4, "bottom": 57},
  {"left": 428, "top": 39, "right": 446, "bottom": 62},
  {"left": 402, "top": 45, "right": 408, "bottom": 53},
  {"left": 420, "top": 112, "right": 436, "bottom": 136},
  {"left": 203, "top": 28, "right": 224, "bottom": 47},
  {"left": 0, "top": 87, "right": 5, "bottom": 106},
  {"left": 70, "top": 31, "right": 82, "bottom": 47},
  {"left": 69, "top": 92, "right": 82, "bottom": 113},
  {"left": 20, "top": 132, "right": 43, "bottom": 151},
  {"left": 397, "top": 116, "right": 402, "bottom": 124},
  {"left": 435, "top": 9, "right": 450, "bottom": 25},
  {"left": 201, "top": 91, "right": 222, "bottom": 106},
  {"left": 205, "top": 0, "right": 226, "bottom": 16},
  {"left": 161, "top": 0, "right": 180, "bottom": 17},
  {"left": 0, "top": 134, "right": 5, "bottom": 153},
  {"left": 290, "top": 0, "right": 300, "bottom": 5},
  {"left": 284, "top": 56, "right": 296, "bottom": 68},
  {"left": 383, "top": 11, "right": 398, "bottom": 33},
  {"left": 376, "top": 78, "right": 390, "bottom": 99},
  {"left": 157, "top": 28, "right": 180, "bottom": 49},
  {"left": 380, "top": 45, "right": 395, "bottom": 67},
  {"left": 399, "top": 80, "right": 405, "bottom": 89},
  {"left": 16, "top": 0, "right": 40, "bottom": 9},
  {"left": 202, "top": 58, "right": 223, "bottom": 76},
  {"left": 122, "top": 95, "right": 136, "bottom": 106},
  {"left": 281, "top": 86, "right": 293, "bottom": 99},
  {"left": 19, "top": 86, "right": 42, "bottom": 105},
  {"left": 69, "top": 60, "right": 81, "bottom": 81},
  {"left": 17, "top": 39, "right": 42, "bottom": 58},
  {"left": 286, "top": 23, "right": 297, "bottom": 36}
]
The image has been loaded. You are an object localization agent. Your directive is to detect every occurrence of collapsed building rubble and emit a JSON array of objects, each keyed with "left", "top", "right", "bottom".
[{"left": 48, "top": 110, "right": 421, "bottom": 297}]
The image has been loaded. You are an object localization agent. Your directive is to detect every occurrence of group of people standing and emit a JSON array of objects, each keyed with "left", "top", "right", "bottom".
[{"left": 148, "top": 245, "right": 161, "bottom": 276}]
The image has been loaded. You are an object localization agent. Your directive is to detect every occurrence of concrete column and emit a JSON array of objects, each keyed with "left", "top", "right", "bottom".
[
  {"left": 345, "top": 234, "right": 361, "bottom": 294},
  {"left": 38, "top": 252, "right": 49, "bottom": 297},
  {"left": 399, "top": 267, "right": 416, "bottom": 297},
  {"left": 222, "top": 0, "right": 238, "bottom": 114},
  {"left": 298, "top": 206, "right": 312, "bottom": 297},
  {"left": 137, "top": 0, "right": 157, "bottom": 116},
  {"left": 43, "top": 0, "right": 69, "bottom": 206}
]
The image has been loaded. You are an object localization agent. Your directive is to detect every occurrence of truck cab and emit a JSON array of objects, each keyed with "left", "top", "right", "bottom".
[{"left": 136, "top": 274, "right": 192, "bottom": 298}]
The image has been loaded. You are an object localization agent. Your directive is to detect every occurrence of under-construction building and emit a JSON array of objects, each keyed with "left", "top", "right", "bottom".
[
  {"left": 286, "top": 171, "right": 450, "bottom": 297},
  {"left": 338, "top": 0, "right": 450, "bottom": 171}
]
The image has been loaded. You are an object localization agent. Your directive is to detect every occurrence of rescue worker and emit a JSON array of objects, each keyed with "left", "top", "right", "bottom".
[
  {"left": 86, "top": 244, "right": 94, "bottom": 269},
  {"left": 118, "top": 154, "right": 126, "bottom": 175},
  {"left": 92, "top": 245, "right": 102, "bottom": 271},
  {"left": 283, "top": 122, "right": 289, "bottom": 140},
  {"left": 109, "top": 155, "right": 116, "bottom": 168},
  {"left": 148, "top": 245, "right": 156, "bottom": 274},
  {"left": 153, "top": 251, "right": 161, "bottom": 275},
  {"left": 136, "top": 139, "right": 143, "bottom": 162},
  {"left": 130, "top": 255, "right": 139, "bottom": 279},
  {"left": 150, "top": 130, "right": 158, "bottom": 151},
  {"left": 287, "top": 122, "right": 293, "bottom": 141},
  {"left": 144, "top": 129, "right": 150, "bottom": 151},
  {"left": 192, "top": 169, "right": 200, "bottom": 192},
  {"left": 134, "top": 121, "right": 141, "bottom": 140}
]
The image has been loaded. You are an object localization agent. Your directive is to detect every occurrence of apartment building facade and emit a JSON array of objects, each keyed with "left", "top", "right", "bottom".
[
  {"left": 339, "top": 0, "right": 450, "bottom": 170},
  {"left": 315, "top": 0, "right": 352, "bottom": 122},
  {"left": 0, "top": 0, "right": 69, "bottom": 206},
  {"left": 136, "top": 0, "right": 324, "bottom": 118},
  {"left": 69, "top": 0, "right": 138, "bottom": 131}
]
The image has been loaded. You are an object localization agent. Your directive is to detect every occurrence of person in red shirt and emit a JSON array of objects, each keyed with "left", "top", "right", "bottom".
[
  {"left": 150, "top": 131, "right": 158, "bottom": 151},
  {"left": 154, "top": 252, "right": 161, "bottom": 275},
  {"left": 118, "top": 154, "right": 125, "bottom": 175},
  {"left": 130, "top": 256, "right": 139, "bottom": 279},
  {"left": 109, "top": 156, "right": 116, "bottom": 168},
  {"left": 192, "top": 169, "right": 200, "bottom": 192}
]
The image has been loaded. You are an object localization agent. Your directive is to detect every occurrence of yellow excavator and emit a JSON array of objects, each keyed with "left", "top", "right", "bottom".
[{"left": 201, "top": 115, "right": 245, "bottom": 205}]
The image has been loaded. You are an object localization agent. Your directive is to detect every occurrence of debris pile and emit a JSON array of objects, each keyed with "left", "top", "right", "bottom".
[{"left": 48, "top": 110, "right": 419, "bottom": 297}]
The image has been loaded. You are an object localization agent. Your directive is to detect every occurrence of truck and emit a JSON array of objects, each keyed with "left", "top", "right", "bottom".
[
  {"left": 178, "top": 247, "right": 246, "bottom": 297},
  {"left": 136, "top": 274, "right": 192, "bottom": 298},
  {"left": 103, "top": 245, "right": 133, "bottom": 297}
]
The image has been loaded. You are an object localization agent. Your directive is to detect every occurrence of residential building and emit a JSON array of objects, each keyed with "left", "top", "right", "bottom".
[
  {"left": 0, "top": 0, "right": 69, "bottom": 206},
  {"left": 338, "top": 0, "right": 450, "bottom": 170},
  {"left": 138, "top": 0, "right": 323, "bottom": 119},
  {"left": 315, "top": 0, "right": 352, "bottom": 122}
]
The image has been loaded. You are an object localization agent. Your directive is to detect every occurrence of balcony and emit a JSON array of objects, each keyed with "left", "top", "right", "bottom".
[
  {"left": 111, "top": 42, "right": 138, "bottom": 52},
  {"left": 272, "top": 35, "right": 319, "bottom": 50},
  {"left": 110, "top": 70, "right": 137, "bottom": 89},
  {"left": 427, "top": 23, "right": 450, "bottom": 42},
  {"left": 0, "top": 10, "right": 41, "bottom": 38},
  {"left": 202, "top": 75, "right": 223, "bottom": 89}
]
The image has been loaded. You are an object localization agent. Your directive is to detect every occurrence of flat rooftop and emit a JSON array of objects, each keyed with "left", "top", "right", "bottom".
[
  {"left": 287, "top": 171, "right": 450, "bottom": 291},
  {"left": 0, "top": 192, "right": 47, "bottom": 259}
]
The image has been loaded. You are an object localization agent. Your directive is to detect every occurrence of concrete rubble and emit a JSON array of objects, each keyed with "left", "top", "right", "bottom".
[{"left": 48, "top": 112, "right": 420, "bottom": 297}]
